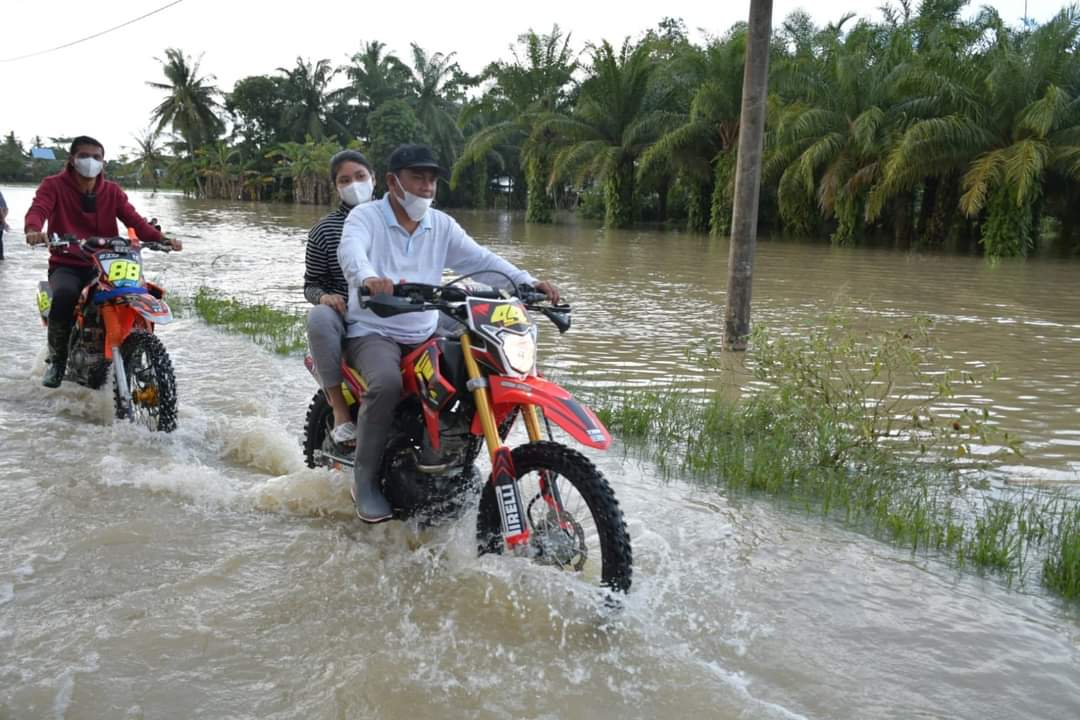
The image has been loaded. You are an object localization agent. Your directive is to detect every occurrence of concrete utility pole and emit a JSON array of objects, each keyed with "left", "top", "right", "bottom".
[{"left": 722, "top": 0, "right": 773, "bottom": 351}]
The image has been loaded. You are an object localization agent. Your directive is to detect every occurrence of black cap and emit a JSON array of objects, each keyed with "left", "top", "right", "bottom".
[{"left": 387, "top": 144, "right": 449, "bottom": 180}]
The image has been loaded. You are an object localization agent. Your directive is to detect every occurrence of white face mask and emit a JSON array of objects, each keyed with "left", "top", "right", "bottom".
[
  {"left": 338, "top": 179, "right": 373, "bottom": 207},
  {"left": 73, "top": 157, "right": 103, "bottom": 178},
  {"left": 391, "top": 175, "right": 434, "bottom": 221}
]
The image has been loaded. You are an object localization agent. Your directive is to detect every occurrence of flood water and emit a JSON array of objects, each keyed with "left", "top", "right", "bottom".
[{"left": 1, "top": 186, "right": 1078, "bottom": 719}]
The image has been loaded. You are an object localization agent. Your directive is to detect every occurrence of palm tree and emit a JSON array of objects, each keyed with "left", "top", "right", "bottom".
[
  {"left": 638, "top": 31, "right": 746, "bottom": 233},
  {"left": 147, "top": 48, "right": 224, "bottom": 196},
  {"left": 868, "top": 6, "right": 1080, "bottom": 256},
  {"left": 344, "top": 41, "right": 414, "bottom": 129},
  {"left": 453, "top": 26, "right": 578, "bottom": 222},
  {"left": 543, "top": 39, "right": 673, "bottom": 228},
  {"left": 276, "top": 57, "right": 348, "bottom": 143},
  {"left": 267, "top": 137, "right": 341, "bottom": 204},
  {"left": 405, "top": 44, "right": 475, "bottom": 166},
  {"left": 765, "top": 16, "right": 913, "bottom": 244},
  {"left": 129, "top": 127, "right": 165, "bottom": 191}
]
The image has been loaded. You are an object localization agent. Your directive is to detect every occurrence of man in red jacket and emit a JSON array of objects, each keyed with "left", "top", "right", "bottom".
[{"left": 25, "top": 135, "right": 182, "bottom": 387}]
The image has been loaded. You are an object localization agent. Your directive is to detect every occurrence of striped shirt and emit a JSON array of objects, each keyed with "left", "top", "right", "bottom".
[{"left": 304, "top": 203, "right": 351, "bottom": 305}]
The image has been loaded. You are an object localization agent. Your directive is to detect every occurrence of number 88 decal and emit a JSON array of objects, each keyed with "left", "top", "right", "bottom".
[{"left": 107, "top": 260, "right": 141, "bottom": 283}]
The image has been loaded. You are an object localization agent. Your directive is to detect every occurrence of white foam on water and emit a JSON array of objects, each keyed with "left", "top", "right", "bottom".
[
  {"left": 0, "top": 582, "right": 13, "bottom": 605},
  {"left": 251, "top": 468, "right": 353, "bottom": 517},
  {"left": 703, "top": 661, "right": 809, "bottom": 720},
  {"left": 97, "top": 452, "right": 244, "bottom": 509},
  {"left": 213, "top": 417, "right": 306, "bottom": 476},
  {"left": 50, "top": 652, "right": 100, "bottom": 720}
]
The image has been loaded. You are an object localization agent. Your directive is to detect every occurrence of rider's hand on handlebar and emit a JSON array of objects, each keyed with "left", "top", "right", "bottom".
[
  {"left": 25, "top": 230, "right": 47, "bottom": 246},
  {"left": 163, "top": 236, "right": 183, "bottom": 251},
  {"left": 534, "top": 280, "right": 560, "bottom": 305},
  {"left": 363, "top": 277, "right": 395, "bottom": 296}
]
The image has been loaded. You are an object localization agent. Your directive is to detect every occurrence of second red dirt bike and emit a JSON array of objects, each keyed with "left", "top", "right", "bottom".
[
  {"left": 303, "top": 280, "right": 632, "bottom": 593},
  {"left": 36, "top": 234, "right": 178, "bottom": 432}
]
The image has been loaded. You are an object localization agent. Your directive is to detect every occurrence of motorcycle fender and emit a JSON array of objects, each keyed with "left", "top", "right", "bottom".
[
  {"left": 482, "top": 375, "right": 611, "bottom": 450},
  {"left": 122, "top": 293, "right": 174, "bottom": 324},
  {"left": 101, "top": 305, "right": 136, "bottom": 360}
]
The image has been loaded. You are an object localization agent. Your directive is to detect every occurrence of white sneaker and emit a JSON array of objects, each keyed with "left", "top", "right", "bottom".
[{"left": 331, "top": 422, "right": 357, "bottom": 444}]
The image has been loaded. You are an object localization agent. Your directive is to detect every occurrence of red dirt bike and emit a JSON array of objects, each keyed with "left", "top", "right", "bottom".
[
  {"left": 303, "top": 280, "right": 632, "bottom": 593},
  {"left": 36, "top": 234, "right": 178, "bottom": 432}
]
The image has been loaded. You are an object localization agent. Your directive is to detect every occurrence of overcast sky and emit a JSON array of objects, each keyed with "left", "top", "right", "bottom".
[{"left": 0, "top": 0, "right": 1064, "bottom": 158}]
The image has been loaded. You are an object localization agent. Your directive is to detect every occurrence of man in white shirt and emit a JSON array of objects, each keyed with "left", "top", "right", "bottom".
[{"left": 337, "top": 144, "right": 559, "bottom": 522}]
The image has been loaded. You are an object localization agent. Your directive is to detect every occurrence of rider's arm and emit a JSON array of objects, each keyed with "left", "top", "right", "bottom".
[
  {"left": 444, "top": 215, "right": 538, "bottom": 288},
  {"left": 304, "top": 225, "right": 330, "bottom": 305},
  {"left": 24, "top": 176, "right": 58, "bottom": 234},
  {"left": 114, "top": 188, "right": 163, "bottom": 243},
  {"left": 337, "top": 208, "right": 378, "bottom": 291}
]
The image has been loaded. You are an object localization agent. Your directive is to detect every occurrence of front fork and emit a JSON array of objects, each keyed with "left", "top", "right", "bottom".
[{"left": 461, "top": 336, "right": 568, "bottom": 551}]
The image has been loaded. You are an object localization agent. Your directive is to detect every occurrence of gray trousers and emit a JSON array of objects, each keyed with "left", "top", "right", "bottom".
[
  {"left": 344, "top": 334, "right": 410, "bottom": 490},
  {"left": 306, "top": 305, "right": 346, "bottom": 388}
]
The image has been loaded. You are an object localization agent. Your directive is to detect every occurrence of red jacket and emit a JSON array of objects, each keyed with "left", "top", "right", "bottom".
[{"left": 24, "top": 167, "right": 164, "bottom": 269}]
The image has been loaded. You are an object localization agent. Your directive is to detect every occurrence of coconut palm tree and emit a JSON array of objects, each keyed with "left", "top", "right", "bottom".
[
  {"left": 543, "top": 39, "right": 673, "bottom": 228},
  {"left": 147, "top": 48, "right": 224, "bottom": 196},
  {"left": 344, "top": 41, "right": 414, "bottom": 126},
  {"left": 276, "top": 57, "right": 348, "bottom": 143},
  {"left": 453, "top": 26, "right": 578, "bottom": 222},
  {"left": 129, "top": 128, "right": 165, "bottom": 191}
]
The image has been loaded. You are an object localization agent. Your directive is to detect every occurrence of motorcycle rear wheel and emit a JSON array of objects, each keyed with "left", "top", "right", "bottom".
[
  {"left": 303, "top": 390, "right": 334, "bottom": 469},
  {"left": 114, "top": 330, "right": 177, "bottom": 433},
  {"left": 477, "top": 441, "right": 633, "bottom": 593}
]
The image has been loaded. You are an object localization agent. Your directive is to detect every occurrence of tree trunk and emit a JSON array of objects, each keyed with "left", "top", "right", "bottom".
[
  {"left": 892, "top": 191, "right": 915, "bottom": 249},
  {"left": 604, "top": 162, "right": 634, "bottom": 229},
  {"left": 686, "top": 180, "right": 711, "bottom": 233},
  {"left": 187, "top": 139, "right": 204, "bottom": 198},
  {"left": 526, "top": 155, "right": 554, "bottom": 223},
  {"left": 723, "top": 0, "right": 772, "bottom": 351}
]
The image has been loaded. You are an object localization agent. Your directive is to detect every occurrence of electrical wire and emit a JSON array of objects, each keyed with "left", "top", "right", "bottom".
[{"left": 0, "top": 0, "right": 185, "bottom": 63}]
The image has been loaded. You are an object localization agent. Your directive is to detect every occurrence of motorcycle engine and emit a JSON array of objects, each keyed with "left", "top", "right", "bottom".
[
  {"left": 68, "top": 326, "right": 108, "bottom": 388},
  {"left": 382, "top": 401, "right": 482, "bottom": 520}
]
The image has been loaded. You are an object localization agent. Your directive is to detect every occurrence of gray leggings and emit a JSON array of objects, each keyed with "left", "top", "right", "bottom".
[{"left": 306, "top": 304, "right": 347, "bottom": 388}]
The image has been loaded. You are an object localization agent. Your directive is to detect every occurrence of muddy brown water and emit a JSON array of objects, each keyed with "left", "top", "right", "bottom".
[{"left": 1, "top": 187, "right": 1078, "bottom": 719}]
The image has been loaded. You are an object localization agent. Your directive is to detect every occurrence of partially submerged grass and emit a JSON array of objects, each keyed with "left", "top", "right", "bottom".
[
  {"left": 592, "top": 314, "right": 1080, "bottom": 601},
  {"left": 192, "top": 287, "right": 307, "bottom": 354}
]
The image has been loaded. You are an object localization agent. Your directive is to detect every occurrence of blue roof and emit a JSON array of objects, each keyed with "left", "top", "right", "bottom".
[{"left": 30, "top": 148, "right": 56, "bottom": 160}]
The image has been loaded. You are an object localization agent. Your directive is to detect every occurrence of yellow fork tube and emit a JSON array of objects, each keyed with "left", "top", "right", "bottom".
[
  {"left": 522, "top": 405, "right": 544, "bottom": 443},
  {"left": 460, "top": 335, "right": 502, "bottom": 460}
]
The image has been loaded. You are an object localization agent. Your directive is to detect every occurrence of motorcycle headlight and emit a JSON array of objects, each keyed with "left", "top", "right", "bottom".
[{"left": 500, "top": 332, "right": 536, "bottom": 377}]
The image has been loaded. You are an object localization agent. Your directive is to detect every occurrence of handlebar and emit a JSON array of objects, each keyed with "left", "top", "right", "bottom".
[
  {"left": 47, "top": 234, "right": 172, "bottom": 253},
  {"left": 360, "top": 281, "right": 572, "bottom": 333}
]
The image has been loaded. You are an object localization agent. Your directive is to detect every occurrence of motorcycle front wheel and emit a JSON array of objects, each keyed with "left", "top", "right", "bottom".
[
  {"left": 477, "top": 441, "right": 633, "bottom": 593},
  {"left": 114, "top": 330, "right": 177, "bottom": 433}
]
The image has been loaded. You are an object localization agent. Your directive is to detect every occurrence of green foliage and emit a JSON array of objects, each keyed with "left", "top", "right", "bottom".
[
  {"left": 367, "top": 100, "right": 431, "bottom": 177},
  {"left": 1044, "top": 504, "right": 1080, "bottom": 600},
  {"left": 0, "top": 132, "right": 28, "bottom": 181},
  {"left": 191, "top": 287, "right": 306, "bottom": 355},
  {"left": 587, "top": 312, "right": 1080, "bottom": 600},
  {"left": 544, "top": 38, "right": 674, "bottom": 228}
]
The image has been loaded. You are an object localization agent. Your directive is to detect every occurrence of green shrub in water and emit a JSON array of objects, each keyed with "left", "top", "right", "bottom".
[
  {"left": 192, "top": 287, "right": 307, "bottom": 355},
  {"left": 593, "top": 312, "right": 1079, "bottom": 600}
]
